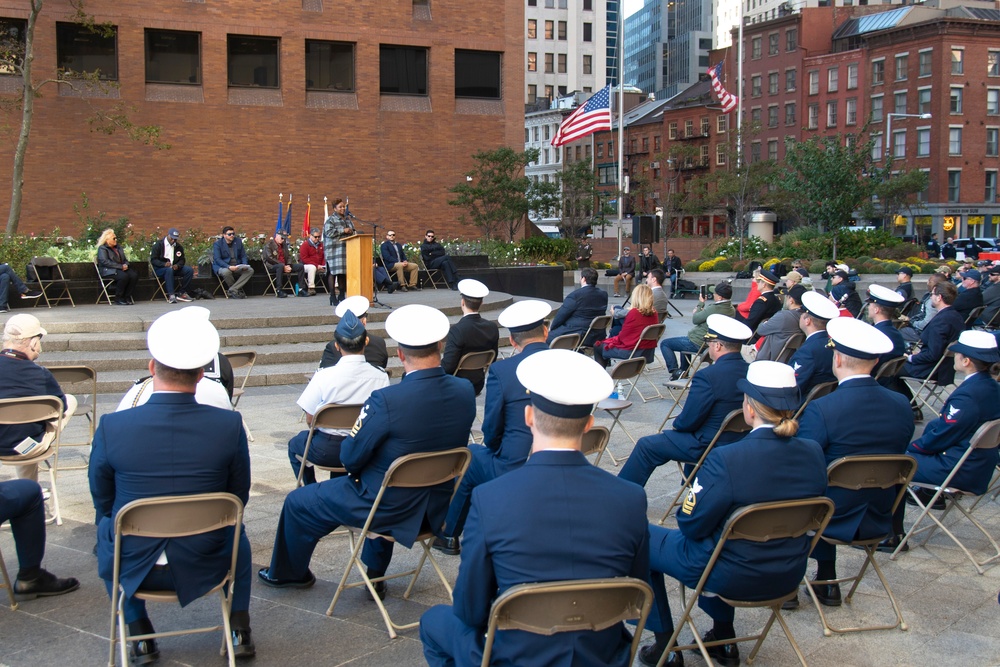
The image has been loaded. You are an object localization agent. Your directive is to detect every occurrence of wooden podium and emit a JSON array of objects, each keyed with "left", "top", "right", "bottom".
[{"left": 345, "top": 233, "right": 374, "bottom": 301}]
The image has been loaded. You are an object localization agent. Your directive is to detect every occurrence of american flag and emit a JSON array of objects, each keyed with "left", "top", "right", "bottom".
[
  {"left": 551, "top": 85, "right": 613, "bottom": 147},
  {"left": 708, "top": 63, "right": 739, "bottom": 114}
]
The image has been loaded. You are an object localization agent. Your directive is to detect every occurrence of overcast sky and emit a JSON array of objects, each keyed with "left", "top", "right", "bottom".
[{"left": 623, "top": 0, "right": 642, "bottom": 19}]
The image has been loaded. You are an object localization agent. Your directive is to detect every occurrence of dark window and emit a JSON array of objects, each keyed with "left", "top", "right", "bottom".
[
  {"left": 0, "top": 18, "right": 27, "bottom": 75},
  {"left": 380, "top": 45, "right": 428, "bottom": 95},
  {"left": 583, "top": 0, "right": 592, "bottom": 8},
  {"left": 145, "top": 29, "right": 200, "bottom": 85},
  {"left": 227, "top": 35, "right": 279, "bottom": 88},
  {"left": 56, "top": 22, "right": 118, "bottom": 80},
  {"left": 528, "top": 0, "right": 537, "bottom": 5},
  {"left": 455, "top": 49, "right": 500, "bottom": 99},
  {"left": 583, "top": 23, "right": 592, "bottom": 42},
  {"left": 305, "top": 40, "right": 354, "bottom": 91}
]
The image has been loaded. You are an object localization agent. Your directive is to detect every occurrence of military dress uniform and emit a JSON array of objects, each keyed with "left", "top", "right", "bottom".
[
  {"left": 736, "top": 289, "right": 780, "bottom": 334},
  {"left": 788, "top": 331, "right": 836, "bottom": 394},
  {"left": 441, "top": 314, "right": 500, "bottom": 395},
  {"left": 874, "top": 319, "right": 907, "bottom": 370}
]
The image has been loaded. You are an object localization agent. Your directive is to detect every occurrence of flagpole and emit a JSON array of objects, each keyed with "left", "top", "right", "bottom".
[
  {"left": 616, "top": 7, "right": 625, "bottom": 259},
  {"left": 736, "top": 21, "right": 744, "bottom": 168}
]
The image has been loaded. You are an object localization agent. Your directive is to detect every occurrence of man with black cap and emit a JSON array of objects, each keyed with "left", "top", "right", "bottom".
[
  {"left": 660, "top": 282, "right": 734, "bottom": 378},
  {"left": 547, "top": 267, "right": 609, "bottom": 347},
  {"left": 895, "top": 266, "right": 914, "bottom": 301},
  {"left": 150, "top": 227, "right": 194, "bottom": 304},
  {"left": 884, "top": 331, "right": 1000, "bottom": 553},
  {"left": 619, "top": 315, "right": 751, "bottom": 488},
  {"left": 259, "top": 305, "right": 475, "bottom": 599},
  {"left": 787, "top": 291, "right": 839, "bottom": 395},
  {"left": 420, "top": 349, "right": 648, "bottom": 667},
  {"left": 90, "top": 307, "right": 255, "bottom": 662},
  {"left": 954, "top": 267, "right": 984, "bottom": 322},
  {"left": 866, "top": 285, "right": 907, "bottom": 375},
  {"left": 756, "top": 284, "right": 806, "bottom": 362},
  {"left": 735, "top": 268, "right": 781, "bottom": 333},
  {"left": 441, "top": 279, "right": 500, "bottom": 395},
  {"left": 982, "top": 265, "right": 1000, "bottom": 326},
  {"left": 320, "top": 296, "right": 389, "bottom": 370},
  {"left": 288, "top": 310, "right": 389, "bottom": 485},
  {"left": 785, "top": 318, "right": 914, "bottom": 609},
  {"left": 829, "top": 269, "right": 862, "bottom": 317},
  {"left": 434, "top": 300, "right": 552, "bottom": 556}
]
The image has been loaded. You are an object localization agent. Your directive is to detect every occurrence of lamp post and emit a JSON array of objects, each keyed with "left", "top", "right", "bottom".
[{"left": 883, "top": 112, "right": 931, "bottom": 237}]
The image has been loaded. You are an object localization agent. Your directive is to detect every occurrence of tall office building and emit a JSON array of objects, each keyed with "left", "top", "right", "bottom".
[
  {"left": 525, "top": 0, "right": 611, "bottom": 106},
  {"left": 623, "top": 0, "right": 715, "bottom": 100}
]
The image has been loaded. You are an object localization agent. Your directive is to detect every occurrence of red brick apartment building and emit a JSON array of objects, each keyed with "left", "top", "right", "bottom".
[{"left": 0, "top": 0, "right": 524, "bottom": 240}]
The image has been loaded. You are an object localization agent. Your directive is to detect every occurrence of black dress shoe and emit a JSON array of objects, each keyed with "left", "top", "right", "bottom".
[
  {"left": 366, "top": 579, "right": 387, "bottom": 601},
  {"left": 781, "top": 595, "right": 800, "bottom": 610},
  {"left": 432, "top": 536, "right": 461, "bottom": 556},
  {"left": 228, "top": 628, "right": 256, "bottom": 659},
  {"left": 876, "top": 534, "right": 909, "bottom": 554},
  {"left": 276, "top": 291, "right": 287, "bottom": 298},
  {"left": 256, "top": 567, "right": 316, "bottom": 589},
  {"left": 812, "top": 582, "right": 842, "bottom": 607},
  {"left": 13, "top": 569, "right": 80, "bottom": 599},
  {"left": 638, "top": 641, "right": 684, "bottom": 666},
  {"left": 128, "top": 618, "right": 159, "bottom": 665},
  {"left": 697, "top": 630, "right": 739, "bottom": 667},
  {"left": 668, "top": 369, "right": 684, "bottom": 382},
  {"left": 905, "top": 487, "right": 947, "bottom": 510}
]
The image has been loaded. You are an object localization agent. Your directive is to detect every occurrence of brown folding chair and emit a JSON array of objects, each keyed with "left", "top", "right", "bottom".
[
  {"left": 873, "top": 355, "right": 907, "bottom": 382},
  {"left": 327, "top": 448, "right": 473, "bottom": 638},
  {"left": 595, "top": 358, "right": 646, "bottom": 466},
  {"left": 417, "top": 254, "right": 448, "bottom": 289},
  {"left": 773, "top": 331, "right": 805, "bottom": 364},
  {"left": 481, "top": 577, "right": 653, "bottom": 667},
  {"left": 94, "top": 261, "right": 118, "bottom": 305},
  {"left": 804, "top": 455, "right": 917, "bottom": 635},
  {"left": 263, "top": 263, "right": 297, "bottom": 297},
  {"left": 146, "top": 262, "right": 170, "bottom": 302},
  {"left": 657, "top": 497, "right": 835, "bottom": 667},
  {"left": 900, "top": 351, "right": 955, "bottom": 415},
  {"left": 28, "top": 256, "right": 75, "bottom": 308},
  {"left": 979, "top": 308, "right": 1000, "bottom": 331},
  {"left": 453, "top": 350, "right": 496, "bottom": 381},
  {"left": 548, "top": 333, "right": 581, "bottom": 351},
  {"left": 295, "top": 403, "right": 363, "bottom": 487},
  {"left": 574, "top": 315, "right": 612, "bottom": 353},
  {"left": 963, "top": 305, "right": 985, "bottom": 329},
  {"left": 580, "top": 426, "right": 611, "bottom": 464},
  {"left": 0, "top": 395, "right": 66, "bottom": 525},
  {"left": 658, "top": 410, "right": 751, "bottom": 524},
  {"left": 223, "top": 350, "right": 257, "bottom": 441},
  {"left": 617, "top": 323, "right": 666, "bottom": 402},
  {"left": 791, "top": 380, "right": 838, "bottom": 421},
  {"left": 891, "top": 419, "right": 1000, "bottom": 574},
  {"left": 47, "top": 365, "right": 98, "bottom": 472},
  {"left": 0, "top": 544, "right": 17, "bottom": 610},
  {"left": 659, "top": 344, "right": 711, "bottom": 431},
  {"left": 108, "top": 493, "right": 244, "bottom": 667},
  {"left": 213, "top": 270, "right": 231, "bottom": 299}
]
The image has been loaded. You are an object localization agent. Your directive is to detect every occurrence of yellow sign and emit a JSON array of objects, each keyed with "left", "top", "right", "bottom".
[
  {"left": 942, "top": 215, "right": 958, "bottom": 232},
  {"left": 915, "top": 216, "right": 932, "bottom": 226},
  {"left": 893, "top": 215, "right": 907, "bottom": 227},
  {"left": 968, "top": 215, "right": 984, "bottom": 228}
]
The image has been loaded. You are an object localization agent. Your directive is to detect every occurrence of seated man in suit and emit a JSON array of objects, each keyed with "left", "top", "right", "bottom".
[
  {"left": 380, "top": 229, "right": 419, "bottom": 291},
  {"left": 897, "top": 281, "right": 965, "bottom": 413},
  {"left": 149, "top": 228, "right": 194, "bottom": 304},
  {"left": 613, "top": 246, "right": 637, "bottom": 297},
  {"left": 619, "top": 315, "right": 751, "bottom": 488},
  {"left": 787, "top": 291, "right": 839, "bottom": 395},
  {"left": 433, "top": 300, "right": 551, "bottom": 556},
  {"left": 259, "top": 305, "right": 476, "bottom": 599},
  {"left": 786, "top": 318, "right": 914, "bottom": 609},
  {"left": 90, "top": 307, "right": 255, "bottom": 662},
  {"left": 441, "top": 279, "right": 500, "bottom": 395},
  {"left": 212, "top": 226, "right": 254, "bottom": 299},
  {"left": 320, "top": 296, "right": 389, "bottom": 370},
  {"left": 420, "top": 349, "right": 649, "bottom": 667},
  {"left": 547, "top": 267, "right": 609, "bottom": 346},
  {"left": 288, "top": 311, "right": 389, "bottom": 484}
]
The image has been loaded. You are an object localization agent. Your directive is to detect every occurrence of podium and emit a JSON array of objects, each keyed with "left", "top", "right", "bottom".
[{"left": 345, "top": 233, "right": 374, "bottom": 301}]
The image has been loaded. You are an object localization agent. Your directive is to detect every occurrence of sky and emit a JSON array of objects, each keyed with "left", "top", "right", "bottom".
[{"left": 623, "top": 0, "right": 642, "bottom": 19}]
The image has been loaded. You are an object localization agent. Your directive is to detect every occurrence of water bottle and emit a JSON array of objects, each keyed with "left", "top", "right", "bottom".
[{"left": 616, "top": 382, "right": 625, "bottom": 400}]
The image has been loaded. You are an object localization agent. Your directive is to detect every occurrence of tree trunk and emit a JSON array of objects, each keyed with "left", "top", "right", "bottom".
[{"left": 5, "top": 0, "right": 42, "bottom": 239}]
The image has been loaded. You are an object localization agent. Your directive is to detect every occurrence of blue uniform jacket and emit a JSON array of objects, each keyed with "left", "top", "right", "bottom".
[
  {"left": 448, "top": 450, "right": 649, "bottom": 667},
  {"left": 907, "top": 372, "right": 1000, "bottom": 495},
  {"left": 798, "top": 377, "right": 914, "bottom": 542},
  {"left": 89, "top": 393, "right": 250, "bottom": 606},
  {"left": 547, "top": 284, "right": 609, "bottom": 345},
  {"left": 480, "top": 341, "right": 548, "bottom": 473},
  {"left": 339, "top": 366, "right": 475, "bottom": 546},
  {"left": 211, "top": 236, "right": 249, "bottom": 275},
  {"left": 441, "top": 314, "right": 500, "bottom": 396},
  {"left": 874, "top": 319, "right": 907, "bottom": 373},
  {"left": 671, "top": 352, "right": 748, "bottom": 451},
  {"left": 902, "top": 307, "right": 965, "bottom": 382},
  {"left": 789, "top": 331, "right": 835, "bottom": 394}
]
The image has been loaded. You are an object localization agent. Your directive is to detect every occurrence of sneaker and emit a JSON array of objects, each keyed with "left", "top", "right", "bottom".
[
  {"left": 0, "top": 305, "right": 9, "bottom": 313},
  {"left": 176, "top": 293, "right": 193, "bottom": 302},
  {"left": 14, "top": 568, "right": 80, "bottom": 599},
  {"left": 21, "top": 289, "right": 42, "bottom": 299},
  {"left": 167, "top": 295, "right": 178, "bottom": 304}
]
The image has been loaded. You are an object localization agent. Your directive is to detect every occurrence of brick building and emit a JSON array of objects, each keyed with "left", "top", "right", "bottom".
[{"left": 0, "top": 0, "right": 525, "bottom": 240}]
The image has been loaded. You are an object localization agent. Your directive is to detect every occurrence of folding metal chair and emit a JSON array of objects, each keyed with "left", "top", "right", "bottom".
[
  {"left": 417, "top": 255, "right": 448, "bottom": 289},
  {"left": 979, "top": 308, "right": 1000, "bottom": 331},
  {"left": 263, "top": 265, "right": 297, "bottom": 297},
  {"left": 659, "top": 345, "right": 711, "bottom": 431},
  {"left": 326, "top": 448, "right": 472, "bottom": 637},
  {"left": 773, "top": 331, "right": 805, "bottom": 364},
  {"left": 454, "top": 350, "right": 496, "bottom": 436},
  {"left": 900, "top": 351, "right": 955, "bottom": 416},
  {"left": 898, "top": 298, "right": 919, "bottom": 319},
  {"left": 891, "top": 419, "right": 1000, "bottom": 574},
  {"left": 657, "top": 497, "right": 835, "bottom": 667},
  {"left": 658, "top": 410, "right": 751, "bottom": 524},
  {"left": 580, "top": 425, "right": 611, "bottom": 465},
  {"left": 0, "top": 544, "right": 17, "bottom": 610},
  {"left": 574, "top": 315, "right": 612, "bottom": 353},
  {"left": 295, "top": 403, "right": 363, "bottom": 487},
  {"left": 94, "top": 261, "right": 118, "bottom": 305},
  {"left": 873, "top": 356, "right": 907, "bottom": 382},
  {"left": 223, "top": 351, "right": 257, "bottom": 441},
  {"left": 107, "top": 493, "right": 244, "bottom": 667},
  {"left": 147, "top": 262, "right": 170, "bottom": 302},
  {"left": 213, "top": 271, "right": 231, "bottom": 299},
  {"left": 0, "top": 395, "right": 65, "bottom": 525},
  {"left": 804, "top": 455, "right": 917, "bottom": 635},
  {"left": 481, "top": 577, "right": 653, "bottom": 667},
  {"left": 791, "top": 380, "right": 838, "bottom": 421},
  {"left": 595, "top": 358, "right": 646, "bottom": 466},
  {"left": 28, "top": 256, "right": 75, "bottom": 308},
  {"left": 47, "top": 365, "right": 98, "bottom": 472},
  {"left": 614, "top": 323, "right": 666, "bottom": 403},
  {"left": 548, "top": 333, "right": 581, "bottom": 351},
  {"left": 963, "top": 306, "right": 985, "bottom": 329}
]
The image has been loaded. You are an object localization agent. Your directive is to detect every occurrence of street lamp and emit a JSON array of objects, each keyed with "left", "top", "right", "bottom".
[{"left": 885, "top": 112, "right": 932, "bottom": 160}]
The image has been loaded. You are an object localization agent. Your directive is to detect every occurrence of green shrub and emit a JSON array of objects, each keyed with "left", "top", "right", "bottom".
[
  {"left": 515, "top": 236, "right": 575, "bottom": 263},
  {"left": 684, "top": 260, "right": 701, "bottom": 272},
  {"left": 809, "top": 260, "right": 827, "bottom": 275},
  {"left": 713, "top": 260, "right": 733, "bottom": 272}
]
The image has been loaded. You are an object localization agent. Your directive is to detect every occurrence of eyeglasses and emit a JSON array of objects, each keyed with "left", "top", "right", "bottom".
[
  {"left": 426, "top": 235, "right": 435, "bottom": 239},
  {"left": 311, "top": 235, "right": 321, "bottom": 239},
  {"left": 224, "top": 232, "right": 235, "bottom": 237},
  {"left": 387, "top": 233, "right": 396, "bottom": 237}
]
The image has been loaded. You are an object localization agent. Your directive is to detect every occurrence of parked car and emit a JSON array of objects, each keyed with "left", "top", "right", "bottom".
[{"left": 950, "top": 237, "right": 1000, "bottom": 259}]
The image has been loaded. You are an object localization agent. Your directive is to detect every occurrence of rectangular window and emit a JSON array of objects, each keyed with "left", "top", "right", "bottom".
[
  {"left": 527, "top": 84, "right": 536, "bottom": 104},
  {"left": 456, "top": 50, "right": 501, "bottom": 98},
  {"left": 716, "top": 143, "right": 727, "bottom": 166},
  {"left": 304, "top": 39, "right": 353, "bottom": 91},
  {"left": 764, "top": 34, "right": 776, "bottom": 57},
  {"left": 785, "top": 68, "right": 796, "bottom": 92},
  {"left": 583, "top": 23, "right": 592, "bottom": 42},
  {"left": 0, "top": 18, "right": 25, "bottom": 75},
  {"left": 527, "top": 52, "right": 536, "bottom": 72},
  {"left": 596, "top": 142, "right": 603, "bottom": 158},
  {"left": 701, "top": 116, "right": 710, "bottom": 135},
  {"left": 990, "top": 51, "right": 1000, "bottom": 77},
  {"left": 685, "top": 119, "right": 694, "bottom": 136},
  {"left": 919, "top": 49, "right": 932, "bottom": 77},
  {"left": 949, "top": 126, "right": 962, "bottom": 155},
  {"left": 544, "top": 84, "right": 553, "bottom": 100},
  {"left": 871, "top": 134, "right": 883, "bottom": 160},
  {"left": 751, "top": 74, "right": 761, "bottom": 97},
  {"left": 808, "top": 103, "right": 819, "bottom": 129},
  {"left": 768, "top": 105, "right": 778, "bottom": 128},
  {"left": 717, "top": 115, "right": 728, "bottom": 133},
  {"left": 988, "top": 88, "right": 1000, "bottom": 115},
  {"left": 227, "top": 34, "right": 278, "bottom": 88},
  {"left": 654, "top": 136, "right": 661, "bottom": 151},
  {"left": 917, "top": 128, "right": 930, "bottom": 157},
  {"left": 948, "top": 170, "right": 961, "bottom": 202},
  {"left": 892, "top": 130, "right": 905, "bottom": 158},
  {"left": 752, "top": 36, "right": 761, "bottom": 59},
  {"left": 846, "top": 98, "right": 857, "bottom": 125},
  {"left": 669, "top": 122, "right": 677, "bottom": 140},
  {"left": 544, "top": 52, "right": 554, "bottom": 73},
  {"left": 768, "top": 72, "right": 778, "bottom": 95},
  {"left": 529, "top": 0, "right": 537, "bottom": 5},
  {"left": 379, "top": 44, "right": 427, "bottom": 95},
  {"left": 871, "top": 95, "right": 883, "bottom": 123},
  {"left": 145, "top": 29, "right": 201, "bottom": 85},
  {"left": 57, "top": 21, "right": 118, "bottom": 80},
  {"left": 768, "top": 139, "right": 778, "bottom": 161},
  {"left": 598, "top": 165, "right": 616, "bottom": 185},
  {"left": 986, "top": 171, "right": 997, "bottom": 203},
  {"left": 544, "top": 20, "right": 553, "bottom": 39},
  {"left": 895, "top": 53, "right": 908, "bottom": 80},
  {"left": 558, "top": 21, "right": 567, "bottom": 40},
  {"left": 527, "top": 19, "right": 536, "bottom": 39},
  {"left": 871, "top": 59, "right": 884, "bottom": 85},
  {"left": 750, "top": 107, "right": 761, "bottom": 125},
  {"left": 700, "top": 145, "right": 709, "bottom": 165},
  {"left": 950, "top": 86, "right": 963, "bottom": 114},
  {"left": 786, "top": 28, "right": 797, "bottom": 52},
  {"left": 827, "top": 101, "right": 838, "bottom": 127},
  {"left": 584, "top": 0, "right": 593, "bottom": 9},
  {"left": 951, "top": 48, "right": 963, "bottom": 75},
  {"left": 808, "top": 70, "right": 818, "bottom": 95},
  {"left": 847, "top": 63, "right": 858, "bottom": 89},
  {"left": 642, "top": 137, "right": 648, "bottom": 151},
  {"left": 583, "top": 55, "right": 592, "bottom": 74},
  {"left": 918, "top": 87, "right": 931, "bottom": 115},
  {"left": 557, "top": 53, "right": 566, "bottom": 73},
  {"left": 894, "top": 90, "right": 907, "bottom": 115},
  {"left": 785, "top": 102, "right": 796, "bottom": 125},
  {"left": 827, "top": 67, "right": 838, "bottom": 93},
  {"left": 751, "top": 141, "right": 761, "bottom": 163}
]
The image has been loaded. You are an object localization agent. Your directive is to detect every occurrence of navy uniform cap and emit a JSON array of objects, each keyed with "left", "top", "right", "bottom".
[
  {"left": 757, "top": 269, "right": 779, "bottom": 286},
  {"left": 335, "top": 310, "right": 365, "bottom": 339},
  {"left": 515, "top": 349, "right": 613, "bottom": 419},
  {"left": 897, "top": 266, "right": 913, "bottom": 276},
  {"left": 866, "top": 284, "right": 905, "bottom": 308},
  {"left": 497, "top": 300, "right": 552, "bottom": 334},
  {"left": 737, "top": 360, "right": 801, "bottom": 412},
  {"left": 826, "top": 318, "right": 892, "bottom": 360},
  {"left": 950, "top": 330, "right": 1000, "bottom": 363},
  {"left": 704, "top": 314, "right": 752, "bottom": 344}
]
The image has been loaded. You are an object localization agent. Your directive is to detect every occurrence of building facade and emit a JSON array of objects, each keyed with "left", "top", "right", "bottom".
[{"left": 623, "top": 0, "right": 715, "bottom": 99}]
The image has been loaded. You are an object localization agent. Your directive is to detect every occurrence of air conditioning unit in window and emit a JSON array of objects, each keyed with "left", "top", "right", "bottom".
[{"left": 650, "top": 161, "right": 660, "bottom": 169}]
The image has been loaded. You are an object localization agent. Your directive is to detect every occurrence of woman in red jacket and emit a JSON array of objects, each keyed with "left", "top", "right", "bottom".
[{"left": 594, "top": 284, "right": 660, "bottom": 368}]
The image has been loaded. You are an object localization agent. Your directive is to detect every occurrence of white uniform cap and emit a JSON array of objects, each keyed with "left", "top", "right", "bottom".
[
  {"left": 951, "top": 330, "right": 1000, "bottom": 363},
  {"left": 498, "top": 300, "right": 552, "bottom": 333},
  {"left": 515, "top": 349, "right": 613, "bottom": 418},
  {"left": 335, "top": 295, "right": 370, "bottom": 318},
  {"left": 147, "top": 307, "right": 220, "bottom": 370},
  {"left": 800, "top": 290, "right": 841, "bottom": 321},
  {"left": 704, "top": 314, "right": 752, "bottom": 343},
  {"left": 458, "top": 279, "right": 489, "bottom": 299},
  {"left": 826, "top": 318, "right": 893, "bottom": 359},
  {"left": 737, "top": 360, "right": 801, "bottom": 411},
  {"left": 866, "top": 284, "right": 905, "bottom": 307},
  {"left": 385, "top": 304, "right": 450, "bottom": 348}
]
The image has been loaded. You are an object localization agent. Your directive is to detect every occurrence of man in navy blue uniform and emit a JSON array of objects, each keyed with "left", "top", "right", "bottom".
[
  {"left": 735, "top": 269, "right": 781, "bottom": 333},
  {"left": 433, "top": 300, "right": 551, "bottom": 556},
  {"left": 420, "top": 350, "right": 649, "bottom": 667},
  {"left": 898, "top": 281, "right": 965, "bottom": 412},
  {"left": 618, "top": 315, "right": 751, "bottom": 488},
  {"left": 640, "top": 362, "right": 828, "bottom": 667},
  {"left": 787, "top": 318, "right": 914, "bottom": 609},
  {"left": 90, "top": 307, "right": 255, "bottom": 663},
  {"left": 866, "top": 284, "right": 907, "bottom": 378},
  {"left": 320, "top": 296, "right": 389, "bottom": 370},
  {"left": 441, "top": 279, "right": 500, "bottom": 396},
  {"left": 787, "top": 291, "right": 839, "bottom": 395},
  {"left": 885, "top": 331, "right": 1000, "bottom": 552},
  {"left": 259, "top": 305, "right": 476, "bottom": 599},
  {"left": 547, "top": 267, "right": 609, "bottom": 346}
]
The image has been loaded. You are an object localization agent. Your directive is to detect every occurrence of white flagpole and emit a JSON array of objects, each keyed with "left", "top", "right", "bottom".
[
  {"left": 736, "top": 19, "right": 744, "bottom": 167},
  {"left": 617, "top": 10, "right": 625, "bottom": 259}
]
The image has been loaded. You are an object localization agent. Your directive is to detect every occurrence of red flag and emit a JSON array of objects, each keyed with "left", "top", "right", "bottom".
[
  {"left": 708, "top": 63, "right": 738, "bottom": 114},
  {"left": 302, "top": 197, "right": 311, "bottom": 237},
  {"left": 551, "top": 85, "right": 612, "bottom": 148}
]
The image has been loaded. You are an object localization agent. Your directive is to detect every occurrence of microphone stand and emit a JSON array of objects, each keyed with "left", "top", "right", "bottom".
[{"left": 346, "top": 213, "right": 392, "bottom": 309}]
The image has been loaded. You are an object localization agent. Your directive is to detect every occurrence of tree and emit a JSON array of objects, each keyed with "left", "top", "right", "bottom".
[
  {"left": 1, "top": 1, "right": 168, "bottom": 238},
  {"left": 558, "top": 158, "right": 601, "bottom": 240},
  {"left": 870, "top": 166, "right": 930, "bottom": 233}
]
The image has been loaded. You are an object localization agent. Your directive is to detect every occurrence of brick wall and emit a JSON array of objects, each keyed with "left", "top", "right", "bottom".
[{"left": 584, "top": 236, "right": 714, "bottom": 264}]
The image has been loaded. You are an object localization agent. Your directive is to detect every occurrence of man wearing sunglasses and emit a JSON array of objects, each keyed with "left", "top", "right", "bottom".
[
  {"left": 212, "top": 226, "right": 254, "bottom": 299},
  {"left": 380, "top": 230, "right": 420, "bottom": 292},
  {"left": 299, "top": 230, "right": 327, "bottom": 296},
  {"left": 420, "top": 230, "right": 459, "bottom": 290}
]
